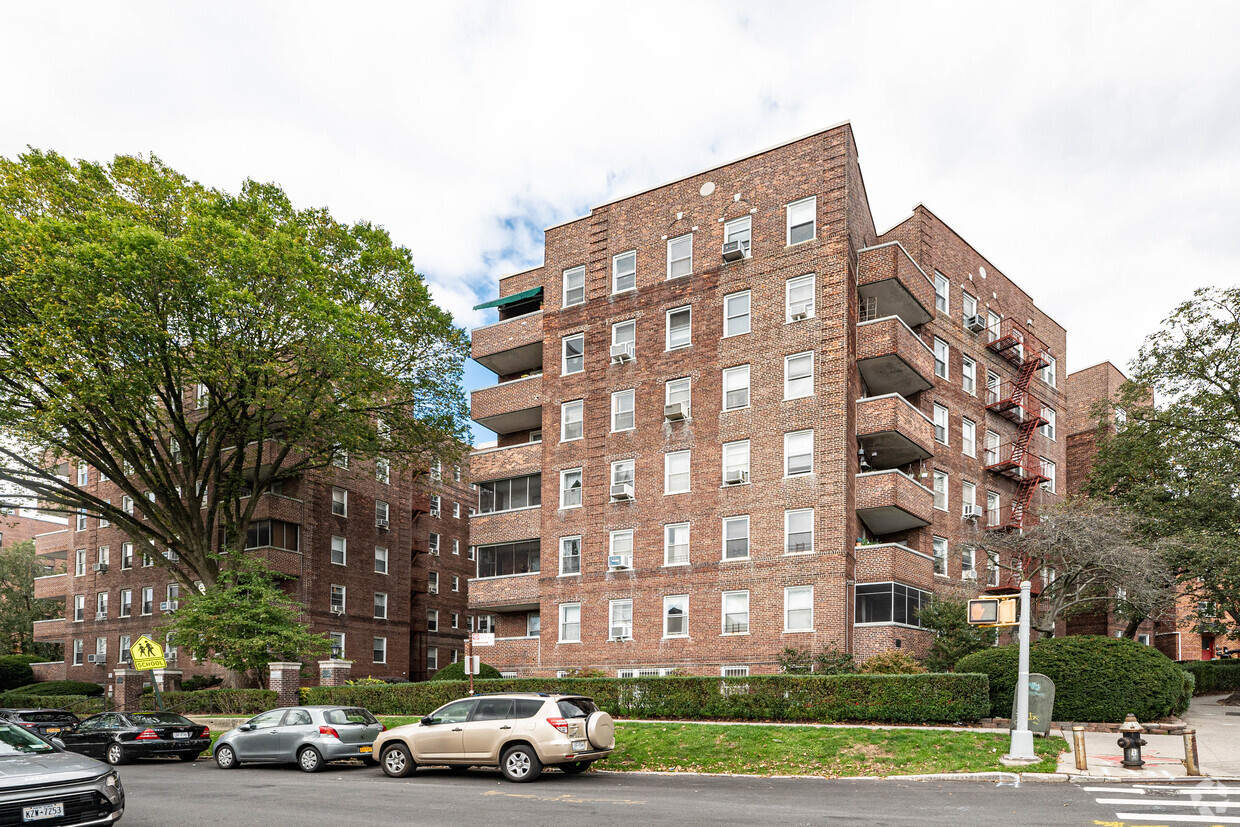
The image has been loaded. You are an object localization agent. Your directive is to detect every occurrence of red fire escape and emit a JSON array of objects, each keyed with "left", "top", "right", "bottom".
[{"left": 983, "top": 318, "right": 1050, "bottom": 531}]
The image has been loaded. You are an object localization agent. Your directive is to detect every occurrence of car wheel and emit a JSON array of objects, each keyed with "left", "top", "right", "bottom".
[
  {"left": 105, "top": 742, "right": 128, "bottom": 766},
  {"left": 297, "top": 746, "right": 325, "bottom": 773},
  {"left": 178, "top": 752, "right": 199, "bottom": 762},
  {"left": 500, "top": 745, "right": 542, "bottom": 783},
  {"left": 214, "top": 744, "right": 239, "bottom": 769},
  {"left": 559, "top": 760, "right": 593, "bottom": 774},
  {"left": 380, "top": 743, "right": 416, "bottom": 778}
]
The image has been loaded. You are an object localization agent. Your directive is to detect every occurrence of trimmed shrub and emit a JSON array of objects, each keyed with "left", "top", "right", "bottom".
[
  {"left": 181, "top": 675, "right": 224, "bottom": 693},
  {"left": 1178, "top": 661, "right": 1240, "bottom": 695},
  {"left": 429, "top": 661, "right": 502, "bottom": 682},
  {"left": 0, "top": 657, "right": 35, "bottom": 692},
  {"left": 1171, "top": 671, "right": 1195, "bottom": 716},
  {"left": 7, "top": 681, "right": 105, "bottom": 697},
  {"left": 956, "top": 635, "right": 1184, "bottom": 722},
  {"left": 141, "top": 689, "right": 275, "bottom": 715},
  {"left": 304, "top": 673, "right": 990, "bottom": 724},
  {"left": 0, "top": 694, "right": 103, "bottom": 715},
  {"left": 859, "top": 652, "right": 926, "bottom": 675}
]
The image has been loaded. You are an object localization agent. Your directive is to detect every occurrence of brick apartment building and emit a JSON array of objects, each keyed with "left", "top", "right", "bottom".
[
  {"left": 30, "top": 444, "right": 473, "bottom": 684},
  {"left": 1, "top": 508, "right": 62, "bottom": 553},
  {"left": 467, "top": 123, "right": 1067, "bottom": 677}
]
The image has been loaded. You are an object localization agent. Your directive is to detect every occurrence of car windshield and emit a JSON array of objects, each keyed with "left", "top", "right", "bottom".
[
  {"left": 557, "top": 698, "right": 598, "bottom": 718},
  {"left": 0, "top": 723, "right": 55, "bottom": 755},
  {"left": 130, "top": 713, "right": 191, "bottom": 726},
  {"left": 324, "top": 708, "right": 378, "bottom": 725},
  {"left": 16, "top": 712, "right": 75, "bottom": 723}
]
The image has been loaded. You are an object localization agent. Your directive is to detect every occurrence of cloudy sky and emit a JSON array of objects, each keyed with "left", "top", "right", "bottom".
[{"left": 3, "top": 1, "right": 1236, "bottom": 445}]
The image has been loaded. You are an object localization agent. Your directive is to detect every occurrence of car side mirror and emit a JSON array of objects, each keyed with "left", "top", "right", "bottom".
[
  {"left": 239, "top": 723, "right": 256, "bottom": 732},
  {"left": 50, "top": 738, "right": 66, "bottom": 750},
  {"left": 420, "top": 716, "right": 434, "bottom": 726}
]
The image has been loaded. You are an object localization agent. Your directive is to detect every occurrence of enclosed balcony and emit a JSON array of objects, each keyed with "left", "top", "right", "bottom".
[
  {"left": 471, "top": 441, "right": 542, "bottom": 483},
  {"left": 469, "top": 539, "right": 542, "bottom": 612},
  {"left": 471, "top": 310, "right": 544, "bottom": 377},
  {"left": 469, "top": 505, "right": 542, "bottom": 547},
  {"left": 857, "top": 316, "right": 935, "bottom": 398},
  {"left": 857, "top": 242, "right": 935, "bottom": 328},
  {"left": 856, "top": 394, "right": 934, "bottom": 470},
  {"left": 33, "top": 573, "right": 67, "bottom": 601},
  {"left": 471, "top": 373, "right": 543, "bottom": 436},
  {"left": 855, "top": 469, "right": 934, "bottom": 536},
  {"left": 32, "top": 617, "right": 65, "bottom": 643}
]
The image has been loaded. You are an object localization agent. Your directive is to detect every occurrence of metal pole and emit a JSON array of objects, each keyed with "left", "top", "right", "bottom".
[
  {"left": 1183, "top": 729, "right": 1201, "bottom": 776},
  {"left": 1006, "top": 580, "right": 1037, "bottom": 761},
  {"left": 1072, "top": 726, "right": 1088, "bottom": 771},
  {"left": 149, "top": 669, "right": 165, "bottom": 712},
  {"left": 467, "top": 635, "right": 474, "bottom": 696}
]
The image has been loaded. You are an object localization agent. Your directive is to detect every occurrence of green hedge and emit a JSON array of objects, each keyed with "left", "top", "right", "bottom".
[
  {"left": 0, "top": 694, "right": 104, "bottom": 715},
  {"left": 304, "top": 674, "right": 990, "bottom": 724},
  {"left": 1178, "top": 661, "right": 1240, "bottom": 695},
  {"left": 7, "top": 681, "right": 105, "bottom": 697},
  {"left": 141, "top": 689, "right": 276, "bottom": 715},
  {"left": 0, "top": 658, "right": 35, "bottom": 693},
  {"left": 956, "top": 636, "right": 1184, "bottom": 722}
]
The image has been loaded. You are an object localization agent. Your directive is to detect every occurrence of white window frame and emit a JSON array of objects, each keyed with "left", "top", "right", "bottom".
[
  {"left": 722, "top": 514, "right": 750, "bottom": 560},
  {"left": 374, "top": 592, "right": 388, "bottom": 620},
  {"left": 786, "top": 196, "right": 816, "bottom": 245},
  {"left": 663, "top": 594, "right": 689, "bottom": 638},
  {"left": 934, "top": 271, "right": 949, "bottom": 314},
  {"left": 724, "top": 215, "right": 752, "bottom": 255},
  {"left": 722, "top": 590, "right": 750, "bottom": 635},
  {"left": 1041, "top": 458, "right": 1057, "bottom": 493},
  {"left": 933, "top": 536, "right": 948, "bottom": 577},
  {"left": 612, "top": 250, "right": 636, "bottom": 294},
  {"left": 559, "top": 535, "right": 581, "bottom": 576},
  {"left": 330, "top": 584, "right": 346, "bottom": 613},
  {"left": 562, "top": 333, "right": 585, "bottom": 376},
  {"left": 611, "top": 389, "right": 636, "bottom": 432},
  {"left": 934, "top": 337, "right": 949, "bottom": 379},
  {"left": 559, "top": 603, "right": 581, "bottom": 643},
  {"left": 962, "top": 481, "right": 977, "bottom": 516},
  {"left": 373, "top": 636, "right": 387, "bottom": 664},
  {"left": 664, "top": 522, "right": 690, "bottom": 566},
  {"left": 612, "top": 319, "right": 636, "bottom": 359},
  {"left": 785, "top": 273, "right": 815, "bottom": 321},
  {"left": 962, "top": 356, "right": 976, "bottom": 395},
  {"left": 561, "top": 399, "right": 583, "bottom": 442},
  {"left": 611, "top": 458, "right": 635, "bottom": 488},
  {"left": 665, "top": 377, "right": 691, "bottom": 417},
  {"left": 559, "top": 468, "right": 583, "bottom": 509},
  {"left": 609, "top": 599, "right": 633, "bottom": 641},
  {"left": 331, "top": 487, "right": 348, "bottom": 517},
  {"left": 987, "top": 491, "right": 1001, "bottom": 528},
  {"left": 933, "top": 470, "right": 948, "bottom": 512},
  {"left": 785, "top": 508, "right": 814, "bottom": 555},
  {"left": 784, "top": 585, "right": 814, "bottom": 632},
  {"left": 609, "top": 529, "right": 633, "bottom": 566},
  {"left": 934, "top": 404, "right": 949, "bottom": 445},
  {"left": 963, "top": 291, "right": 977, "bottom": 320},
  {"left": 562, "top": 265, "right": 586, "bottom": 307},
  {"left": 1039, "top": 355, "right": 1057, "bottom": 387},
  {"left": 1040, "top": 407, "right": 1057, "bottom": 440},
  {"left": 374, "top": 546, "right": 388, "bottom": 575},
  {"left": 722, "top": 365, "right": 750, "bottom": 410},
  {"left": 723, "top": 291, "right": 751, "bottom": 337},
  {"left": 784, "top": 430, "right": 813, "bottom": 477},
  {"left": 722, "top": 440, "right": 750, "bottom": 485},
  {"left": 961, "top": 546, "right": 976, "bottom": 579},
  {"left": 666, "top": 306, "right": 692, "bottom": 350},
  {"left": 962, "top": 417, "right": 976, "bottom": 458},
  {"left": 667, "top": 233, "right": 693, "bottom": 279},
  {"left": 331, "top": 535, "right": 347, "bottom": 566},
  {"left": 664, "top": 450, "right": 690, "bottom": 494},
  {"left": 784, "top": 351, "right": 814, "bottom": 399}
]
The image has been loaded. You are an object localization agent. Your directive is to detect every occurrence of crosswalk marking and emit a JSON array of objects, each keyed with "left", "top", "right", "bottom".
[
  {"left": 1093, "top": 782, "right": 1240, "bottom": 824},
  {"left": 1113, "top": 814, "right": 1240, "bottom": 824},
  {"left": 1097, "top": 798, "right": 1239, "bottom": 808}
]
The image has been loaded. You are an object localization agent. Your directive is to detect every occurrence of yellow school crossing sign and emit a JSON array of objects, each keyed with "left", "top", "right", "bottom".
[{"left": 130, "top": 635, "right": 167, "bottom": 671}]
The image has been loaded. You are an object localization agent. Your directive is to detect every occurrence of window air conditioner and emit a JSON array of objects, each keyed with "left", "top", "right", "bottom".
[
  {"left": 607, "top": 554, "right": 633, "bottom": 570},
  {"left": 664, "top": 402, "right": 688, "bottom": 421},
  {"left": 724, "top": 470, "right": 749, "bottom": 486},
  {"left": 721, "top": 240, "right": 746, "bottom": 262},
  {"left": 962, "top": 570, "right": 978, "bottom": 581},
  {"left": 375, "top": 517, "right": 389, "bottom": 529},
  {"left": 160, "top": 601, "right": 178, "bottom": 611},
  {"left": 790, "top": 303, "right": 812, "bottom": 321},
  {"left": 86, "top": 654, "right": 104, "bottom": 664},
  {"left": 610, "top": 343, "right": 634, "bottom": 364},
  {"left": 610, "top": 483, "right": 634, "bottom": 501},
  {"left": 609, "top": 627, "right": 632, "bottom": 641},
  {"left": 965, "top": 314, "right": 987, "bottom": 333},
  {"left": 330, "top": 605, "right": 345, "bottom": 615},
  {"left": 92, "top": 562, "right": 108, "bottom": 573},
  {"left": 94, "top": 612, "right": 106, "bottom": 621},
  {"left": 963, "top": 505, "right": 984, "bottom": 519}
]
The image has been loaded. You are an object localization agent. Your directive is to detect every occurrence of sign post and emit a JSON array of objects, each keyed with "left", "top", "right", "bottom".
[
  {"left": 1005, "top": 580, "right": 1038, "bottom": 763},
  {"left": 129, "top": 635, "right": 168, "bottom": 712},
  {"left": 468, "top": 632, "right": 494, "bottom": 696}
]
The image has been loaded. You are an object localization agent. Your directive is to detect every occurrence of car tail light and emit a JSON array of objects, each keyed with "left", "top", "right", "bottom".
[
  {"left": 319, "top": 726, "right": 340, "bottom": 739},
  {"left": 136, "top": 729, "right": 159, "bottom": 740},
  {"left": 379, "top": 723, "right": 387, "bottom": 732},
  {"left": 19, "top": 723, "right": 37, "bottom": 728},
  {"left": 201, "top": 726, "right": 210, "bottom": 737},
  {"left": 546, "top": 718, "right": 569, "bottom": 734}
]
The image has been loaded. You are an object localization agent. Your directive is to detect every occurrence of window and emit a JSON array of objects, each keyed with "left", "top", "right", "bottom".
[
  {"left": 934, "top": 404, "right": 949, "bottom": 444},
  {"left": 609, "top": 599, "right": 633, "bottom": 640},
  {"left": 561, "top": 400, "right": 583, "bottom": 441},
  {"left": 374, "top": 592, "right": 387, "bottom": 619},
  {"left": 73, "top": 594, "right": 84, "bottom": 622},
  {"left": 1039, "top": 355, "right": 1057, "bottom": 387},
  {"left": 785, "top": 508, "right": 814, "bottom": 554},
  {"left": 76, "top": 510, "right": 87, "bottom": 531},
  {"left": 612, "top": 250, "right": 636, "bottom": 293},
  {"left": 664, "top": 451, "right": 690, "bottom": 494},
  {"left": 722, "top": 213, "right": 752, "bottom": 253},
  {"left": 1041, "top": 458, "right": 1056, "bottom": 493},
  {"left": 987, "top": 550, "right": 1001, "bottom": 587},
  {"left": 785, "top": 586, "right": 813, "bottom": 632},
  {"left": 610, "top": 321, "right": 636, "bottom": 364},
  {"left": 722, "top": 440, "right": 750, "bottom": 484},
  {"left": 1040, "top": 407, "right": 1056, "bottom": 440},
  {"left": 962, "top": 418, "right": 976, "bottom": 457},
  {"left": 97, "top": 546, "right": 109, "bottom": 567},
  {"left": 428, "top": 571, "right": 438, "bottom": 594},
  {"left": 962, "top": 546, "right": 976, "bottom": 579},
  {"left": 722, "top": 591, "right": 749, "bottom": 634},
  {"left": 664, "top": 522, "right": 689, "bottom": 566},
  {"left": 119, "top": 589, "right": 131, "bottom": 618},
  {"left": 331, "top": 536, "right": 347, "bottom": 566},
  {"left": 722, "top": 515, "right": 749, "bottom": 560},
  {"left": 987, "top": 370, "right": 1002, "bottom": 405},
  {"left": 962, "top": 481, "right": 977, "bottom": 516},
  {"left": 476, "top": 615, "right": 496, "bottom": 634},
  {"left": 454, "top": 465, "right": 462, "bottom": 482},
  {"left": 122, "top": 495, "right": 133, "bottom": 515},
  {"left": 987, "top": 491, "right": 1001, "bottom": 527},
  {"left": 98, "top": 503, "right": 109, "bottom": 528},
  {"left": 724, "top": 291, "right": 751, "bottom": 337},
  {"left": 609, "top": 529, "right": 633, "bottom": 567},
  {"left": 479, "top": 474, "right": 542, "bottom": 514},
  {"left": 376, "top": 500, "right": 389, "bottom": 527},
  {"left": 331, "top": 487, "right": 347, "bottom": 517},
  {"left": 962, "top": 356, "right": 976, "bottom": 395},
  {"left": 75, "top": 549, "right": 86, "bottom": 576},
  {"left": 667, "top": 233, "right": 692, "bottom": 278},
  {"left": 664, "top": 595, "right": 688, "bottom": 638},
  {"left": 373, "top": 637, "right": 387, "bottom": 664},
  {"left": 855, "top": 582, "right": 930, "bottom": 626},
  {"left": 561, "top": 333, "right": 585, "bottom": 376},
  {"left": 450, "top": 613, "right": 459, "bottom": 629},
  {"left": 77, "top": 462, "right": 89, "bottom": 486},
  {"left": 118, "top": 635, "right": 131, "bottom": 663},
  {"left": 934, "top": 337, "right": 949, "bottom": 379},
  {"left": 786, "top": 274, "right": 815, "bottom": 321},
  {"left": 665, "top": 377, "right": 691, "bottom": 414},
  {"left": 330, "top": 585, "right": 346, "bottom": 613},
  {"left": 527, "top": 613, "right": 540, "bottom": 637},
  {"left": 666, "top": 306, "right": 691, "bottom": 349},
  {"left": 934, "top": 271, "right": 949, "bottom": 313},
  {"left": 95, "top": 638, "right": 106, "bottom": 660},
  {"left": 611, "top": 458, "right": 634, "bottom": 491},
  {"left": 784, "top": 351, "right": 814, "bottom": 399},
  {"left": 141, "top": 587, "right": 153, "bottom": 616},
  {"left": 423, "top": 609, "right": 439, "bottom": 633},
  {"left": 452, "top": 538, "right": 460, "bottom": 555},
  {"left": 375, "top": 458, "right": 390, "bottom": 484},
  {"left": 375, "top": 547, "right": 388, "bottom": 574},
  {"left": 784, "top": 430, "right": 813, "bottom": 476},
  {"left": 933, "top": 470, "right": 948, "bottom": 511},
  {"left": 984, "top": 429, "right": 1001, "bottom": 466},
  {"left": 786, "top": 196, "right": 816, "bottom": 245},
  {"left": 559, "top": 603, "right": 581, "bottom": 643},
  {"left": 563, "top": 265, "right": 585, "bottom": 307},
  {"left": 332, "top": 448, "right": 349, "bottom": 469},
  {"left": 559, "top": 468, "right": 582, "bottom": 508},
  {"left": 963, "top": 291, "right": 977, "bottom": 321},
  {"left": 72, "top": 639, "right": 83, "bottom": 666},
  {"left": 1115, "top": 407, "right": 1127, "bottom": 428},
  {"left": 559, "top": 536, "right": 581, "bottom": 576},
  {"left": 611, "top": 389, "right": 635, "bottom": 432},
  {"left": 427, "top": 647, "right": 438, "bottom": 672},
  {"left": 723, "top": 365, "right": 750, "bottom": 409},
  {"left": 476, "top": 540, "right": 540, "bottom": 578}
]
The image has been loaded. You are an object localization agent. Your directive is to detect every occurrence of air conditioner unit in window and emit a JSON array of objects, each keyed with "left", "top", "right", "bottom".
[
  {"left": 610, "top": 483, "right": 634, "bottom": 501},
  {"left": 330, "top": 605, "right": 345, "bottom": 615},
  {"left": 92, "top": 562, "right": 108, "bottom": 573},
  {"left": 664, "top": 402, "right": 688, "bottom": 421},
  {"left": 790, "top": 303, "right": 812, "bottom": 321},
  {"left": 721, "top": 240, "right": 746, "bottom": 262},
  {"left": 610, "top": 343, "right": 634, "bottom": 364},
  {"left": 375, "top": 517, "right": 389, "bottom": 529},
  {"left": 963, "top": 505, "right": 984, "bottom": 519},
  {"left": 724, "top": 470, "right": 749, "bottom": 486},
  {"left": 94, "top": 612, "right": 106, "bottom": 621},
  {"left": 607, "top": 554, "right": 633, "bottom": 570},
  {"left": 160, "top": 601, "right": 178, "bottom": 612},
  {"left": 86, "top": 654, "right": 104, "bottom": 664},
  {"left": 962, "top": 570, "right": 978, "bottom": 581},
  {"left": 965, "top": 314, "right": 987, "bottom": 333},
  {"left": 609, "top": 627, "right": 632, "bottom": 641}
]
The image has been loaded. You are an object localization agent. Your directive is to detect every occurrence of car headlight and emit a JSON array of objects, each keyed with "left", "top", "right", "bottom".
[{"left": 104, "top": 771, "right": 119, "bottom": 788}]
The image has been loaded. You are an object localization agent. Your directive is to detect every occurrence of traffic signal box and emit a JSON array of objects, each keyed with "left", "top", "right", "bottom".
[{"left": 967, "top": 598, "right": 1018, "bottom": 627}]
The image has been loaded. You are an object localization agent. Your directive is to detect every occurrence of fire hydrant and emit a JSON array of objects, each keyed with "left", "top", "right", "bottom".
[{"left": 1117, "top": 714, "right": 1148, "bottom": 768}]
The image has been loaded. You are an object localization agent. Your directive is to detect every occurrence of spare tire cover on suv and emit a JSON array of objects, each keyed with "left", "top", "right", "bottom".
[{"left": 585, "top": 711, "right": 614, "bottom": 750}]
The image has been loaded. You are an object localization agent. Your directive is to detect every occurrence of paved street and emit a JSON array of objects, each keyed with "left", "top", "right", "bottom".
[{"left": 108, "top": 758, "right": 1234, "bottom": 826}]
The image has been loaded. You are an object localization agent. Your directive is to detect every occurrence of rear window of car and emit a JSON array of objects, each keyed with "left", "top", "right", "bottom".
[
  {"left": 325, "top": 708, "right": 378, "bottom": 725},
  {"left": 15, "top": 712, "right": 76, "bottom": 724},
  {"left": 130, "top": 713, "right": 192, "bottom": 726},
  {"left": 556, "top": 698, "right": 598, "bottom": 718},
  {"left": 514, "top": 700, "right": 545, "bottom": 719}
]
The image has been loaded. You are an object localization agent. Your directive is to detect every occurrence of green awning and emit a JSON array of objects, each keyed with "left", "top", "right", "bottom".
[{"left": 473, "top": 286, "right": 543, "bottom": 311}]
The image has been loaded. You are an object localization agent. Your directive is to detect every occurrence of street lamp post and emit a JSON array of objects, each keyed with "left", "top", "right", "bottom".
[{"left": 1005, "top": 579, "right": 1037, "bottom": 763}]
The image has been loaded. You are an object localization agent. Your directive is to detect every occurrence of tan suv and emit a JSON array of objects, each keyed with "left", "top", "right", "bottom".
[{"left": 374, "top": 693, "right": 614, "bottom": 782}]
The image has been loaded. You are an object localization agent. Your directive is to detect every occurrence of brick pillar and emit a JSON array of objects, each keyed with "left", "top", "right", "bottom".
[
  {"left": 112, "top": 668, "right": 144, "bottom": 712},
  {"left": 268, "top": 662, "right": 302, "bottom": 707},
  {"left": 151, "top": 669, "right": 182, "bottom": 693},
  {"left": 318, "top": 659, "right": 352, "bottom": 687}
]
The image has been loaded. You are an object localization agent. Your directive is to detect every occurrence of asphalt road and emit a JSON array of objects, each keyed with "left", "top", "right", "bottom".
[{"left": 111, "top": 757, "right": 1238, "bottom": 827}]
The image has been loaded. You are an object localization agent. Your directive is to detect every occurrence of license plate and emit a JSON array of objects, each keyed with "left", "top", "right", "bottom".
[
  {"left": 45, "top": 728, "right": 60, "bottom": 734},
  {"left": 23, "top": 803, "right": 64, "bottom": 822},
  {"left": 572, "top": 740, "right": 588, "bottom": 752},
  {"left": 173, "top": 732, "right": 191, "bottom": 739},
  {"left": 358, "top": 745, "right": 373, "bottom": 754}
]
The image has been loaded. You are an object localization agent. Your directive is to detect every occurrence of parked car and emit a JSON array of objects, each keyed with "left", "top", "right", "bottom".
[
  {"left": 0, "top": 708, "right": 81, "bottom": 740},
  {"left": 0, "top": 719, "right": 124, "bottom": 824},
  {"left": 213, "top": 706, "right": 385, "bottom": 773},
  {"left": 373, "top": 693, "right": 615, "bottom": 783},
  {"left": 58, "top": 712, "right": 209, "bottom": 765}
]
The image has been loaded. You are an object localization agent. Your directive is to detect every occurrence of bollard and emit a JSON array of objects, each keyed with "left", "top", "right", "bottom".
[
  {"left": 1183, "top": 728, "right": 1201, "bottom": 776},
  {"left": 1072, "top": 726, "right": 1088, "bottom": 772}
]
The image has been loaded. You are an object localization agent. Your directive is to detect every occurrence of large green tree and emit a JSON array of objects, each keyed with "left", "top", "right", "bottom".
[
  {"left": 1087, "top": 286, "right": 1240, "bottom": 636},
  {"left": 0, "top": 150, "right": 470, "bottom": 593},
  {"left": 0, "top": 540, "right": 58, "bottom": 657}
]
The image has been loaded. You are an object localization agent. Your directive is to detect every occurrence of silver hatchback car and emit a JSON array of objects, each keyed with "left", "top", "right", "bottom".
[{"left": 214, "top": 706, "right": 384, "bottom": 772}]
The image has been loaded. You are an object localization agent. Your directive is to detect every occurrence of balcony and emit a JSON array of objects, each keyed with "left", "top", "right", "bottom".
[
  {"left": 469, "top": 572, "right": 541, "bottom": 612},
  {"left": 471, "top": 441, "right": 542, "bottom": 483},
  {"left": 472, "top": 310, "right": 544, "bottom": 377},
  {"left": 33, "top": 573, "right": 67, "bottom": 601},
  {"left": 471, "top": 373, "right": 543, "bottom": 436},
  {"left": 857, "top": 394, "right": 934, "bottom": 470},
  {"left": 857, "top": 316, "right": 936, "bottom": 398},
  {"left": 469, "top": 507, "right": 542, "bottom": 547},
  {"left": 32, "top": 617, "right": 65, "bottom": 643},
  {"left": 857, "top": 242, "right": 935, "bottom": 328},
  {"left": 855, "top": 469, "right": 934, "bottom": 536},
  {"left": 854, "top": 542, "right": 935, "bottom": 588}
]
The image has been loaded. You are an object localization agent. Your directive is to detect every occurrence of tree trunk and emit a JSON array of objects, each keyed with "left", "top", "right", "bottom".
[
  {"left": 1122, "top": 617, "right": 1145, "bottom": 639},
  {"left": 221, "top": 667, "right": 261, "bottom": 689}
]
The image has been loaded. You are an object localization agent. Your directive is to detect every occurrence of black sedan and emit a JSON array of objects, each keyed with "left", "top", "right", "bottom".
[
  {"left": 0, "top": 708, "right": 81, "bottom": 740},
  {"left": 59, "top": 712, "right": 209, "bottom": 765}
]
